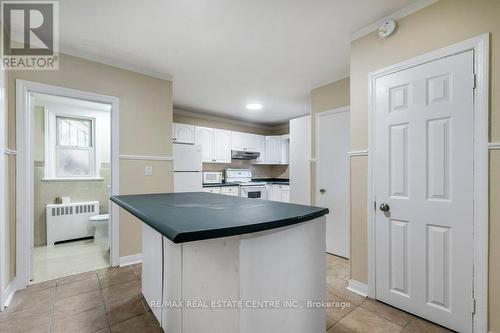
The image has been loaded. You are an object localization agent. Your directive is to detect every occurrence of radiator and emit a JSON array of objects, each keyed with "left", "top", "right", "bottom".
[{"left": 46, "top": 201, "right": 100, "bottom": 245}]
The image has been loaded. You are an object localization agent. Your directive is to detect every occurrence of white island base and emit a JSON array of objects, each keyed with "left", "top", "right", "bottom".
[{"left": 142, "top": 216, "right": 326, "bottom": 333}]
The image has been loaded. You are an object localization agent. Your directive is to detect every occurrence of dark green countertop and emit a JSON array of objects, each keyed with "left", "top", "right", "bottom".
[
  {"left": 110, "top": 192, "right": 328, "bottom": 243},
  {"left": 202, "top": 178, "right": 289, "bottom": 187},
  {"left": 202, "top": 182, "right": 240, "bottom": 188}
]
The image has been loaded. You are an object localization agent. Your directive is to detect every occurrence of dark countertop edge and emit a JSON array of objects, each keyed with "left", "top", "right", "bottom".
[
  {"left": 203, "top": 179, "right": 289, "bottom": 188},
  {"left": 110, "top": 196, "right": 178, "bottom": 240},
  {"left": 203, "top": 183, "right": 240, "bottom": 188},
  {"left": 111, "top": 195, "right": 328, "bottom": 244},
  {"left": 254, "top": 178, "right": 289, "bottom": 183},
  {"left": 172, "top": 209, "right": 327, "bottom": 243}
]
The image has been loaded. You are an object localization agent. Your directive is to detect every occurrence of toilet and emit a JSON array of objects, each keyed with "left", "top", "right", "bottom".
[{"left": 89, "top": 214, "right": 109, "bottom": 245}]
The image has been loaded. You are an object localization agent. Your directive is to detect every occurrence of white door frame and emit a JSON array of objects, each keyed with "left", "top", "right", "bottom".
[
  {"left": 16, "top": 80, "right": 120, "bottom": 290},
  {"left": 315, "top": 106, "right": 350, "bottom": 258},
  {"left": 0, "top": 64, "right": 6, "bottom": 307},
  {"left": 367, "top": 34, "right": 489, "bottom": 332}
]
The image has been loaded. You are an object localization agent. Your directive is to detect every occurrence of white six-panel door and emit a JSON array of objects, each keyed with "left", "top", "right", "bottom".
[{"left": 374, "top": 51, "right": 474, "bottom": 332}]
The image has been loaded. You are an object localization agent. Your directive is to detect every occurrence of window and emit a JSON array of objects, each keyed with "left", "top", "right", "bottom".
[{"left": 55, "top": 116, "right": 95, "bottom": 177}]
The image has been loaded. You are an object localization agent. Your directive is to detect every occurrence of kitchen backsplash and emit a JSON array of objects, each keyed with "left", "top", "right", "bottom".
[{"left": 203, "top": 160, "right": 289, "bottom": 180}]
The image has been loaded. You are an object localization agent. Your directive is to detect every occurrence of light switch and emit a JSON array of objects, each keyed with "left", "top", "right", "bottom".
[{"left": 144, "top": 166, "right": 153, "bottom": 176}]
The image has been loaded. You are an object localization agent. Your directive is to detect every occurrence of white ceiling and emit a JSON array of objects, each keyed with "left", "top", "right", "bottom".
[{"left": 58, "top": 0, "right": 421, "bottom": 125}]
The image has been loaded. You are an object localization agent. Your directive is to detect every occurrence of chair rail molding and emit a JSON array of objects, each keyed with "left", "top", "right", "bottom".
[
  {"left": 347, "top": 150, "right": 368, "bottom": 157},
  {"left": 119, "top": 154, "right": 173, "bottom": 161},
  {"left": 489, "top": 142, "right": 500, "bottom": 150},
  {"left": 3, "top": 148, "right": 17, "bottom": 155}
]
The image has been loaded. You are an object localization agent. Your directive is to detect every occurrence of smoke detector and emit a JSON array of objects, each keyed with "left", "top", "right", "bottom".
[{"left": 378, "top": 19, "right": 398, "bottom": 39}]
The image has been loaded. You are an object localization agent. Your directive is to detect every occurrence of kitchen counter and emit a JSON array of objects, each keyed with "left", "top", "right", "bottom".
[
  {"left": 202, "top": 178, "right": 289, "bottom": 187},
  {"left": 110, "top": 192, "right": 327, "bottom": 243},
  {"left": 111, "top": 192, "right": 328, "bottom": 333},
  {"left": 255, "top": 178, "right": 290, "bottom": 185},
  {"left": 202, "top": 182, "right": 240, "bottom": 188}
]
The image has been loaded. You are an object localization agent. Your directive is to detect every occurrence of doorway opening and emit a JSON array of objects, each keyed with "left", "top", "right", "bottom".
[
  {"left": 31, "top": 93, "right": 112, "bottom": 283},
  {"left": 16, "top": 80, "right": 120, "bottom": 288}
]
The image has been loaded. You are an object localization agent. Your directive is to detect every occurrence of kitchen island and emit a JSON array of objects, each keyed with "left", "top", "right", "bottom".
[{"left": 111, "top": 192, "right": 329, "bottom": 333}]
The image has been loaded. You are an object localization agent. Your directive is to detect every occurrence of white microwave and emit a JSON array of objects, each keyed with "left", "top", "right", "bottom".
[{"left": 203, "top": 171, "right": 223, "bottom": 184}]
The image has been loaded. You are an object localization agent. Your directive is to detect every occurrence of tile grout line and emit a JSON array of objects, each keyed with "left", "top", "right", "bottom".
[
  {"left": 47, "top": 283, "right": 57, "bottom": 333},
  {"left": 96, "top": 271, "right": 112, "bottom": 332},
  {"left": 361, "top": 299, "right": 414, "bottom": 328}
]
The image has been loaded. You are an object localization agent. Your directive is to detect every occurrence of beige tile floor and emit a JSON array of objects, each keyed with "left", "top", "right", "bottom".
[
  {"left": 32, "top": 239, "right": 110, "bottom": 284},
  {"left": 324, "top": 255, "right": 454, "bottom": 333},
  {"left": 0, "top": 254, "right": 455, "bottom": 333},
  {"left": 0, "top": 263, "right": 160, "bottom": 333}
]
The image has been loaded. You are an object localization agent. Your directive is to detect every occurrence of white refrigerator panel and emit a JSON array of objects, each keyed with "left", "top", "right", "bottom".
[
  {"left": 289, "top": 116, "right": 311, "bottom": 205},
  {"left": 174, "top": 172, "right": 203, "bottom": 192},
  {"left": 173, "top": 144, "right": 202, "bottom": 172}
]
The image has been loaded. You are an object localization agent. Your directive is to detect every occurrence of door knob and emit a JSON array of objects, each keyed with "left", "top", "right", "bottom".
[
  {"left": 379, "top": 203, "right": 390, "bottom": 212},
  {"left": 320, "top": 188, "right": 326, "bottom": 193}
]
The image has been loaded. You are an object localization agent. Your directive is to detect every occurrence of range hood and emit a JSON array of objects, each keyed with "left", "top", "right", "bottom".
[{"left": 231, "top": 150, "right": 260, "bottom": 160}]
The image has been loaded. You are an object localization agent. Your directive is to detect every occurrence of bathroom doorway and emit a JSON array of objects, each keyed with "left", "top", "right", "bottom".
[
  {"left": 16, "top": 81, "right": 120, "bottom": 287},
  {"left": 31, "top": 93, "right": 111, "bottom": 283}
]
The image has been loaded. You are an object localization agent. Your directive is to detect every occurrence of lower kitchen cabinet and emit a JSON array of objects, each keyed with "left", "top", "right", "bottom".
[
  {"left": 220, "top": 186, "right": 239, "bottom": 196},
  {"left": 203, "top": 186, "right": 239, "bottom": 196},
  {"left": 270, "top": 184, "right": 290, "bottom": 203},
  {"left": 203, "top": 187, "right": 221, "bottom": 194}
]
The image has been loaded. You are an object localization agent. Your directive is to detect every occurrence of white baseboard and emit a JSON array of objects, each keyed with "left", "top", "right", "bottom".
[
  {"left": 347, "top": 279, "right": 368, "bottom": 298},
  {"left": 119, "top": 253, "right": 143, "bottom": 267},
  {"left": 1, "top": 280, "right": 17, "bottom": 311}
]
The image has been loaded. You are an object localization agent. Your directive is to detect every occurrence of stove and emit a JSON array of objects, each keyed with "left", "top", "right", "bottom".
[{"left": 225, "top": 169, "right": 268, "bottom": 199}]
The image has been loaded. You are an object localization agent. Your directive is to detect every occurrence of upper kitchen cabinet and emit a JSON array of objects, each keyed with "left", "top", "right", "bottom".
[
  {"left": 280, "top": 135, "right": 289, "bottom": 164},
  {"left": 265, "top": 136, "right": 282, "bottom": 164},
  {"left": 213, "top": 129, "right": 232, "bottom": 163},
  {"left": 195, "top": 126, "right": 231, "bottom": 163},
  {"left": 195, "top": 126, "right": 214, "bottom": 162},
  {"left": 231, "top": 131, "right": 266, "bottom": 163},
  {"left": 172, "top": 123, "right": 195, "bottom": 144},
  {"left": 265, "top": 135, "right": 289, "bottom": 165}
]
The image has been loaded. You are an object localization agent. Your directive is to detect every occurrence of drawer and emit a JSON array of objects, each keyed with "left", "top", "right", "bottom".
[
  {"left": 221, "top": 186, "right": 239, "bottom": 196},
  {"left": 202, "top": 187, "right": 221, "bottom": 194}
]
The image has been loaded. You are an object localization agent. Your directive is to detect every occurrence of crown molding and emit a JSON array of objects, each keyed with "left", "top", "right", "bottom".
[
  {"left": 59, "top": 43, "right": 173, "bottom": 81},
  {"left": 351, "top": 0, "right": 439, "bottom": 41},
  {"left": 173, "top": 108, "right": 288, "bottom": 130}
]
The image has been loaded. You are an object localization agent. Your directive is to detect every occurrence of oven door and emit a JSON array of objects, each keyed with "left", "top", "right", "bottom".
[{"left": 240, "top": 186, "right": 268, "bottom": 200}]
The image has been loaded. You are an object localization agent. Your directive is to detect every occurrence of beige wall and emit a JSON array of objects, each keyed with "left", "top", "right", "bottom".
[
  {"left": 349, "top": 0, "right": 500, "bottom": 331},
  {"left": 5, "top": 53, "right": 173, "bottom": 285},
  {"left": 310, "top": 78, "right": 350, "bottom": 204}
]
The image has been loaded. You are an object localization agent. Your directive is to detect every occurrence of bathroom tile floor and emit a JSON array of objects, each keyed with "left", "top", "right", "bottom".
[
  {"left": 32, "top": 239, "right": 110, "bottom": 284},
  {"left": 0, "top": 254, "right": 454, "bottom": 333}
]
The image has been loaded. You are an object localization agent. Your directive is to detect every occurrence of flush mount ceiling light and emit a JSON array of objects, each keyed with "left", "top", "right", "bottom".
[{"left": 245, "top": 103, "right": 263, "bottom": 111}]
